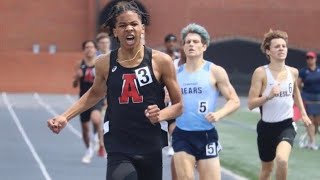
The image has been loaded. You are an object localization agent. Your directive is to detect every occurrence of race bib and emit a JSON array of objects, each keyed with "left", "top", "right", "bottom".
[
  {"left": 198, "top": 101, "right": 208, "bottom": 114},
  {"left": 206, "top": 142, "right": 217, "bottom": 156},
  {"left": 135, "top": 66, "right": 153, "bottom": 87}
]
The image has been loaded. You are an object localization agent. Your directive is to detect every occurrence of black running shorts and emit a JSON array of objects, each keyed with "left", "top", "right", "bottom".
[
  {"left": 257, "top": 118, "right": 297, "bottom": 162},
  {"left": 106, "top": 150, "right": 162, "bottom": 180}
]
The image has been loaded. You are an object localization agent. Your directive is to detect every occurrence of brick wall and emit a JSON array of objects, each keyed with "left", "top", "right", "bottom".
[
  {"left": 1, "top": 0, "right": 319, "bottom": 52},
  {"left": 0, "top": 0, "right": 96, "bottom": 52},
  {"left": 129, "top": 0, "right": 320, "bottom": 50},
  {"left": 0, "top": 52, "right": 81, "bottom": 94},
  {"left": 1, "top": 0, "right": 319, "bottom": 93}
]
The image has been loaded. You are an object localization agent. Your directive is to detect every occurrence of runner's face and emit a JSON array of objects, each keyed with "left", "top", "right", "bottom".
[
  {"left": 183, "top": 33, "right": 207, "bottom": 58},
  {"left": 84, "top": 42, "right": 97, "bottom": 58},
  {"left": 266, "top": 38, "right": 287, "bottom": 61},
  {"left": 98, "top": 37, "right": 110, "bottom": 52},
  {"left": 113, "top": 11, "right": 145, "bottom": 49}
]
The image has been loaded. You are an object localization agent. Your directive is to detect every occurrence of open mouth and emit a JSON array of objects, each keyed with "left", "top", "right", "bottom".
[{"left": 126, "top": 35, "right": 135, "bottom": 45}]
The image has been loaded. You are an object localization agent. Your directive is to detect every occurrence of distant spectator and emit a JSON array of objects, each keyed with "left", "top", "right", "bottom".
[
  {"left": 173, "top": 46, "right": 186, "bottom": 68},
  {"left": 96, "top": 32, "right": 111, "bottom": 55},
  {"left": 164, "top": 34, "right": 180, "bottom": 60},
  {"left": 298, "top": 51, "right": 320, "bottom": 150}
]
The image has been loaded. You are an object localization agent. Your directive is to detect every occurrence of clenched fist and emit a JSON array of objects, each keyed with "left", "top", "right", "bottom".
[
  {"left": 145, "top": 105, "right": 160, "bottom": 124},
  {"left": 47, "top": 115, "right": 68, "bottom": 134},
  {"left": 205, "top": 112, "right": 222, "bottom": 123},
  {"left": 267, "top": 83, "right": 281, "bottom": 100}
]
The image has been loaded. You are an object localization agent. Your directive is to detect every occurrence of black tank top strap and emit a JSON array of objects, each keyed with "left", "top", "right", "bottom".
[
  {"left": 109, "top": 49, "right": 118, "bottom": 70},
  {"left": 143, "top": 46, "right": 152, "bottom": 63}
]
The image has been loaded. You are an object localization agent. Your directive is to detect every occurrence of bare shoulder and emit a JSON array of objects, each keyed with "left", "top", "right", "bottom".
[
  {"left": 210, "top": 64, "right": 227, "bottom": 81},
  {"left": 95, "top": 53, "right": 111, "bottom": 79},
  {"left": 254, "top": 66, "right": 266, "bottom": 74},
  {"left": 95, "top": 53, "right": 109, "bottom": 67},
  {"left": 287, "top": 65, "right": 299, "bottom": 77},
  {"left": 152, "top": 49, "right": 172, "bottom": 65},
  {"left": 252, "top": 66, "right": 266, "bottom": 79},
  {"left": 210, "top": 64, "right": 226, "bottom": 75},
  {"left": 151, "top": 49, "right": 174, "bottom": 75},
  {"left": 151, "top": 49, "right": 176, "bottom": 82}
]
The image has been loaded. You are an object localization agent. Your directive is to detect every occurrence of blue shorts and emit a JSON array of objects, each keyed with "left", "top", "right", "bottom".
[
  {"left": 302, "top": 92, "right": 320, "bottom": 116},
  {"left": 172, "top": 127, "right": 222, "bottom": 160}
]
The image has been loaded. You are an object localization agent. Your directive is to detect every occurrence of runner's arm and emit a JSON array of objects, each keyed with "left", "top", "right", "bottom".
[
  {"left": 63, "top": 56, "right": 109, "bottom": 121},
  {"left": 248, "top": 67, "right": 269, "bottom": 110},
  {"left": 158, "top": 53, "right": 183, "bottom": 121},
  {"left": 214, "top": 65, "right": 240, "bottom": 118}
]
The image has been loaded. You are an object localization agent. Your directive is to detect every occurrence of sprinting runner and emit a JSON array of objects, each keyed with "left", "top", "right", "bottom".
[
  {"left": 47, "top": 1, "right": 182, "bottom": 179},
  {"left": 248, "top": 29, "right": 312, "bottom": 180}
]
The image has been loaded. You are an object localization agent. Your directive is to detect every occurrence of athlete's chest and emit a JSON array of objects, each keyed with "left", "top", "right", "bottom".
[
  {"left": 263, "top": 76, "right": 294, "bottom": 98},
  {"left": 111, "top": 64, "right": 157, "bottom": 85},
  {"left": 107, "top": 63, "right": 163, "bottom": 103},
  {"left": 178, "top": 72, "right": 214, "bottom": 96},
  {"left": 81, "top": 66, "right": 95, "bottom": 82}
]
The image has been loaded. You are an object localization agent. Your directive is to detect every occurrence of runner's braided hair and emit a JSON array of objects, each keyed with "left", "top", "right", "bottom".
[{"left": 101, "top": 0, "right": 149, "bottom": 37}]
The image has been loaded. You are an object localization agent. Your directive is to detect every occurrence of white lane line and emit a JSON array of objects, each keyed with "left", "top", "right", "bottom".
[
  {"left": 33, "top": 93, "right": 81, "bottom": 138},
  {"left": 65, "top": 94, "right": 76, "bottom": 104},
  {"left": 221, "top": 167, "right": 248, "bottom": 180},
  {"left": 67, "top": 94, "right": 247, "bottom": 179},
  {"left": 2, "top": 92, "right": 52, "bottom": 180}
]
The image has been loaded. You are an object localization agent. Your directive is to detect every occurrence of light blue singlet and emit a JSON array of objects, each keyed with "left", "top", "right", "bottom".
[{"left": 176, "top": 60, "right": 219, "bottom": 131}]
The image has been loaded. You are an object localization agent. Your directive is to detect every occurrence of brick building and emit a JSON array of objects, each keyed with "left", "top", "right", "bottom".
[{"left": 1, "top": 0, "right": 319, "bottom": 93}]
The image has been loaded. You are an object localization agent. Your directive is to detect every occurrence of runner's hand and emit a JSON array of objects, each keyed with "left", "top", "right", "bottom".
[
  {"left": 267, "top": 84, "right": 280, "bottom": 100},
  {"left": 47, "top": 115, "right": 68, "bottom": 134},
  {"left": 205, "top": 112, "right": 222, "bottom": 122},
  {"left": 145, "top": 105, "right": 160, "bottom": 124},
  {"left": 301, "top": 114, "right": 312, "bottom": 127}
]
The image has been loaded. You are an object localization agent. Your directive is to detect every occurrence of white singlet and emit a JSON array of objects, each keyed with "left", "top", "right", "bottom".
[{"left": 261, "top": 65, "right": 294, "bottom": 123}]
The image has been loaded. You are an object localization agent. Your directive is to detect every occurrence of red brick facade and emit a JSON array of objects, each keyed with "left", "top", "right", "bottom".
[
  {"left": 0, "top": 52, "right": 81, "bottom": 94},
  {"left": 1, "top": 0, "right": 319, "bottom": 93},
  {"left": 1, "top": 0, "right": 97, "bottom": 52}
]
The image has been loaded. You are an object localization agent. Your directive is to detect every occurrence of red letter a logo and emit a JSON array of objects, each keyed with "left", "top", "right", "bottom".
[{"left": 119, "top": 74, "right": 143, "bottom": 104}]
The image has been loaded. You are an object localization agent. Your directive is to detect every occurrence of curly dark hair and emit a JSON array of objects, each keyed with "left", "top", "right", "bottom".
[
  {"left": 261, "top": 29, "right": 288, "bottom": 59},
  {"left": 101, "top": 0, "right": 149, "bottom": 37},
  {"left": 82, "top": 40, "right": 97, "bottom": 50}
]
